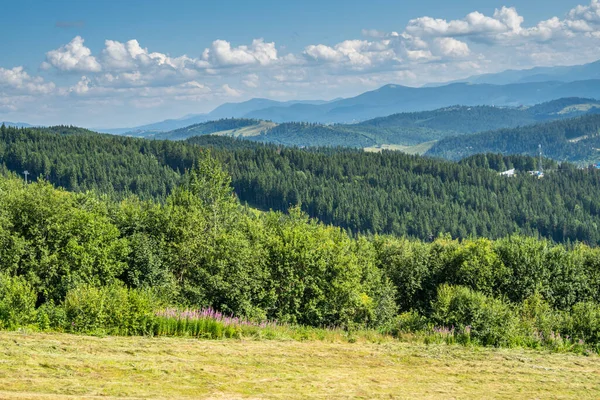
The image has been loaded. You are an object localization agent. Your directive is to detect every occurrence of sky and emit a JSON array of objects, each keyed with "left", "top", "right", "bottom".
[{"left": 0, "top": 0, "right": 598, "bottom": 128}]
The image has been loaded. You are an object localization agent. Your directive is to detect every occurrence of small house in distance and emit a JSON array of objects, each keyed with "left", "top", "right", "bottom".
[
  {"left": 499, "top": 168, "right": 516, "bottom": 177},
  {"left": 528, "top": 170, "right": 544, "bottom": 178}
]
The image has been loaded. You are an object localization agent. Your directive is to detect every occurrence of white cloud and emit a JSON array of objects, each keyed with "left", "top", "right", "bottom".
[
  {"left": 405, "top": 11, "right": 509, "bottom": 38},
  {"left": 44, "top": 36, "right": 101, "bottom": 72},
  {"left": 7, "top": 1, "right": 600, "bottom": 126},
  {"left": 221, "top": 84, "right": 242, "bottom": 97},
  {"left": 0, "top": 66, "right": 55, "bottom": 94},
  {"left": 568, "top": 0, "right": 600, "bottom": 24},
  {"left": 70, "top": 76, "right": 91, "bottom": 94},
  {"left": 101, "top": 39, "right": 202, "bottom": 72},
  {"left": 434, "top": 38, "right": 470, "bottom": 57},
  {"left": 204, "top": 39, "right": 278, "bottom": 66},
  {"left": 304, "top": 39, "right": 398, "bottom": 68}
]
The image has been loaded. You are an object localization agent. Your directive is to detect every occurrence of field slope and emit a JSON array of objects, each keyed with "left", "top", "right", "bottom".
[{"left": 0, "top": 332, "right": 598, "bottom": 399}]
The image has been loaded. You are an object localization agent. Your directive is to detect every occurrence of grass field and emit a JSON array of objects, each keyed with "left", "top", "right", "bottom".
[
  {"left": 364, "top": 141, "right": 437, "bottom": 155},
  {"left": 0, "top": 332, "right": 598, "bottom": 399},
  {"left": 212, "top": 121, "right": 277, "bottom": 137}
]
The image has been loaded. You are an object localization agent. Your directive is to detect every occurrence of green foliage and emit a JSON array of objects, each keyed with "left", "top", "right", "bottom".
[
  {"left": 0, "top": 178, "right": 129, "bottom": 303},
  {"left": 391, "top": 310, "right": 429, "bottom": 334},
  {"left": 431, "top": 284, "right": 517, "bottom": 347},
  {"left": 260, "top": 207, "right": 379, "bottom": 327},
  {"left": 566, "top": 302, "right": 600, "bottom": 345},
  {"left": 157, "top": 99, "right": 600, "bottom": 147},
  {"left": 1, "top": 150, "right": 600, "bottom": 353},
  {"left": 6, "top": 124, "right": 600, "bottom": 245},
  {"left": 0, "top": 274, "right": 36, "bottom": 329},
  {"left": 63, "top": 284, "right": 158, "bottom": 335}
]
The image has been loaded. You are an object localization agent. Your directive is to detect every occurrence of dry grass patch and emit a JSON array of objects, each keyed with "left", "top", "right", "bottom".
[
  {"left": 364, "top": 141, "right": 437, "bottom": 155},
  {"left": 0, "top": 331, "right": 598, "bottom": 399}
]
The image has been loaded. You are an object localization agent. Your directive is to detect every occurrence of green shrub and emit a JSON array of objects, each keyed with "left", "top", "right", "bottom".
[
  {"left": 517, "top": 293, "right": 562, "bottom": 345},
  {"left": 36, "top": 301, "right": 67, "bottom": 331},
  {"left": 0, "top": 274, "right": 36, "bottom": 329},
  {"left": 391, "top": 310, "right": 429, "bottom": 335},
  {"left": 566, "top": 302, "right": 600, "bottom": 345},
  {"left": 431, "top": 284, "right": 518, "bottom": 347},
  {"left": 63, "top": 284, "right": 158, "bottom": 335}
]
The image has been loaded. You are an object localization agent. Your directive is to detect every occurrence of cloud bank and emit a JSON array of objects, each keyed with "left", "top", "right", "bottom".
[{"left": 3, "top": 1, "right": 600, "bottom": 126}]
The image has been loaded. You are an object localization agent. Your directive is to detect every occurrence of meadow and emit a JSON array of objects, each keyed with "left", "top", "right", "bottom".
[{"left": 0, "top": 331, "right": 598, "bottom": 399}]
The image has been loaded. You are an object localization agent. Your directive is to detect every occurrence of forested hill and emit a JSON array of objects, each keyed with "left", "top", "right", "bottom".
[
  {"left": 124, "top": 98, "right": 600, "bottom": 148},
  {"left": 4, "top": 124, "right": 600, "bottom": 244},
  {"left": 358, "top": 98, "right": 600, "bottom": 134},
  {"left": 426, "top": 114, "right": 600, "bottom": 163},
  {"left": 0, "top": 124, "right": 203, "bottom": 200}
]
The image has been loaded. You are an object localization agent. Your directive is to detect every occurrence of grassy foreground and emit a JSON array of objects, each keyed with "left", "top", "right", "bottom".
[{"left": 0, "top": 332, "right": 598, "bottom": 399}]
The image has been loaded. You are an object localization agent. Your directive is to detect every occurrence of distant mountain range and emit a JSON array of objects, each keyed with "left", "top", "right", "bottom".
[
  {"left": 99, "top": 98, "right": 331, "bottom": 135},
  {"left": 444, "top": 59, "right": 600, "bottom": 86},
  {"left": 1, "top": 122, "right": 35, "bottom": 128},
  {"left": 124, "top": 97, "right": 600, "bottom": 150},
  {"left": 106, "top": 78, "right": 600, "bottom": 133}
]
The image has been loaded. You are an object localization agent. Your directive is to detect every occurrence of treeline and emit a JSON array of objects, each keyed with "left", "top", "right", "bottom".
[
  {"left": 459, "top": 153, "right": 558, "bottom": 172},
  {"left": 1, "top": 164, "right": 600, "bottom": 351},
  {"left": 4, "top": 125, "right": 600, "bottom": 244}
]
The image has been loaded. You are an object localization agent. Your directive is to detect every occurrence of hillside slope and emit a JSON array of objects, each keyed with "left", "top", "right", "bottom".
[
  {"left": 427, "top": 114, "right": 600, "bottom": 163},
  {"left": 6, "top": 125, "right": 600, "bottom": 244}
]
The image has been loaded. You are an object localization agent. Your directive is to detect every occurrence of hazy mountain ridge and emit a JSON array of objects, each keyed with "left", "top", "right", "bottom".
[
  {"left": 93, "top": 64, "right": 600, "bottom": 133},
  {"left": 103, "top": 98, "right": 330, "bottom": 135},
  {"left": 1, "top": 122, "right": 36, "bottom": 128},
  {"left": 136, "top": 98, "right": 600, "bottom": 149},
  {"left": 444, "top": 59, "right": 600, "bottom": 86},
  {"left": 242, "top": 80, "right": 600, "bottom": 123}
]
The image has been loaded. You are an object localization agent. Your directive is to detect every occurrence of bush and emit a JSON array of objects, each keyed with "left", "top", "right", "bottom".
[
  {"left": 0, "top": 274, "right": 36, "bottom": 329},
  {"left": 566, "top": 302, "right": 600, "bottom": 345},
  {"left": 518, "top": 293, "right": 560, "bottom": 341},
  {"left": 390, "top": 310, "right": 429, "bottom": 335},
  {"left": 431, "top": 284, "right": 518, "bottom": 347},
  {"left": 36, "top": 301, "right": 67, "bottom": 331},
  {"left": 63, "top": 284, "right": 159, "bottom": 335}
]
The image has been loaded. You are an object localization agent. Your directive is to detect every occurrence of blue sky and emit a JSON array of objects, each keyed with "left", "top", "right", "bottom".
[{"left": 0, "top": 0, "right": 598, "bottom": 127}]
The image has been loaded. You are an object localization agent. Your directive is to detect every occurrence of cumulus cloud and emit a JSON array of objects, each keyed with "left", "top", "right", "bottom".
[
  {"left": 101, "top": 39, "right": 203, "bottom": 72},
  {"left": 0, "top": 66, "right": 55, "bottom": 94},
  {"left": 304, "top": 40, "right": 398, "bottom": 68},
  {"left": 434, "top": 38, "right": 471, "bottom": 57},
  {"left": 203, "top": 39, "right": 278, "bottom": 66},
  {"left": 7, "top": 1, "right": 600, "bottom": 125},
  {"left": 403, "top": 2, "right": 600, "bottom": 45},
  {"left": 568, "top": 0, "right": 600, "bottom": 24},
  {"left": 406, "top": 10, "right": 509, "bottom": 38},
  {"left": 70, "top": 76, "right": 91, "bottom": 94},
  {"left": 44, "top": 36, "right": 101, "bottom": 72}
]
